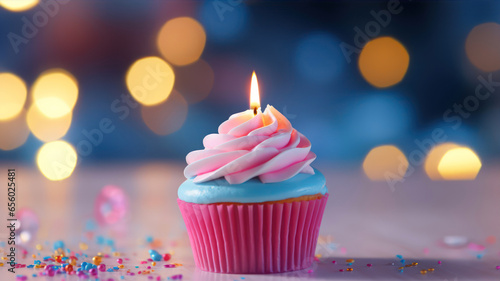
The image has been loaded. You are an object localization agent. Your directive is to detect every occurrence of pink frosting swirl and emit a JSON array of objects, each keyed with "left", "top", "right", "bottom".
[{"left": 184, "top": 105, "right": 316, "bottom": 184}]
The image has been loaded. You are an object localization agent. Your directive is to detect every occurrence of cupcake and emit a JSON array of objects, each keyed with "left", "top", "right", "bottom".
[{"left": 178, "top": 105, "right": 328, "bottom": 273}]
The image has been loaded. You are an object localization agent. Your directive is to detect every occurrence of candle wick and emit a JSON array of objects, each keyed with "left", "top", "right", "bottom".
[{"left": 253, "top": 107, "right": 257, "bottom": 115}]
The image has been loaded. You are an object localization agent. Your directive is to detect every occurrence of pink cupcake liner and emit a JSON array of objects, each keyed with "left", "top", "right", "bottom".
[{"left": 177, "top": 194, "right": 328, "bottom": 273}]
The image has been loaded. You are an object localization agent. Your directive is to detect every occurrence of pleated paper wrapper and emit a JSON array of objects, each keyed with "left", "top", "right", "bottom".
[{"left": 177, "top": 194, "right": 328, "bottom": 273}]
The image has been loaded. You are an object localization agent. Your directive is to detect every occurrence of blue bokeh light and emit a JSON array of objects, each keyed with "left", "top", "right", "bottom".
[
  {"left": 342, "top": 93, "right": 414, "bottom": 143},
  {"left": 199, "top": 0, "right": 249, "bottom": 42},
  {"left": 295, "top": 32, "right": 345, "bottom": 83}
]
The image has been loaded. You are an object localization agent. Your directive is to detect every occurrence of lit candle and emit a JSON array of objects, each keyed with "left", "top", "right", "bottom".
[{"left": 250, "top": 71, "right": 260, "bottom": 115}]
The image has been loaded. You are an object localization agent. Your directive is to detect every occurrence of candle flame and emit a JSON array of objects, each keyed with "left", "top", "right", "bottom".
[{"left": 250, "top": 71, "right": 260, "bottom": 114}]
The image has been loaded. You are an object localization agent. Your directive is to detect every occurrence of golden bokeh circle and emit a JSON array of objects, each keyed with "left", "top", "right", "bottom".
[
  {"left": 36, "top": 141, "right": 78, "bottom": 181},
  {"left": 437, "top": 147, "right": 482, "bottom": 180},
  {"left": 465, "top": 22, "right": 500, "bottom": 72},
  {"left": 362, "top": 145, "right": 408, "bottom": 181},
  {"left": 157, "top": 17, "right": 206, "bottom": 66},
  {"left": 424, "top": 142, "right": 460, "bottom": 180},
  {"left": 0, "top": 110, "right": 30, "bottom": 150},
  {"left": 32, "top": 69, "right": 79, "bottom": 119},
  {"left": 0, "top": 0, "right": 38, "bottom": 12},
  {"left": 27, "top": 104, "right": 72, "bottom": 142},
  {"left": 0, "top": 73, "right": 27, "bottom": 120},
  {"left": 358, "top": 37, "right": 410, "bottom": 88},
  {"left": 126, "top": 56, "right": 175, "bottom": 106}
]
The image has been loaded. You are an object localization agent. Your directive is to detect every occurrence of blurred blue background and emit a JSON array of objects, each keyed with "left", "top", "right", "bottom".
[{"left": 0, "top": 0, "right": 499, "bottom": 169}]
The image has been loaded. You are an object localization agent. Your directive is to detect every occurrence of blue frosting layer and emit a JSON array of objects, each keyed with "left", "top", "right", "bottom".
[{"left": 178, "top": 168, "right": 327, "bottom": 204}]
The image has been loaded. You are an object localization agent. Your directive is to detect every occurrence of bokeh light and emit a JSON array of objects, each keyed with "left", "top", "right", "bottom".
[
  {"left": 174, "top": 59, "right": 214, "bottom": 104},
  {"left": 27, "top": 103, "right": 72, "bottom": 142},
  {"left": 15, "top": 208, "right": 39, "bottom": 244},
  {"left": 32, "top": 69, "right": 79, "bottom": 119},
  {"left": 94, "top": 185, "right": 128, "bottom": 225},
  {"left": 343, "top": 94, "right": 413, "bottom": 142},
  {"left": 0, "top": 0, "right": 38, "bottom": 12},
  {"left": 157, "top": 17, "right": 206, "bottom": 66},
  {"left": 295, "top": 32, "right": 344, "bottom": 83},
  {"left": 199, "top": 0, "right": 248, "bottom": 42},
  {"left": 0, "top": 73, "right": 27, "bottom": 120},
  {"left": 424, "top": 142, "right": 460, "bottom": 180},
  {"left": 437, "top": 147, "right": 482, "bottom": 180},
  {"left": 358, "top": 37, "right": 410, "bottom": 88},
  {"left": 36, "top": 140, "right": 77, "bottom": 181},
  {"left": 126, "top": 56, "right": 175, "bottom": 106},
  {"left": 465, "top": 22, "right": 500, "bottom": 72},
  {"left": 0, "top": 110, "right": 30, "bottom": 151},
  {"left": 441, "top": 235, "right": 468, "bottom": 249},
  {"left": 362, "top": 145, "right": 408, "bottom": 181},
  {"left": 141, "top": 91, "right": 188, "bottom": 135}
]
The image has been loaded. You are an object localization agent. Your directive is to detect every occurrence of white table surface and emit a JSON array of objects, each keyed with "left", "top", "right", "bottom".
[{"left": 0, "top": 161, "right": 499, "bottom": 280}]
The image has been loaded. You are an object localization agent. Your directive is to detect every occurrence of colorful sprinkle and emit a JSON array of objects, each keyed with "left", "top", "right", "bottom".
[
  {"left": 79, "top": 243, "right": 88, "bottom": 251},
  {"left": 148, "top": 249, "right": 162, "bottom": 261},
  {"left": 65, "top": 265, "right": 73, "bottom": 272},
  {"left": 163, "top": 253, "right": 171, "bottom": 261},
  {"left": 92, "top": 256, "right": 102, "bottom": 265},
  {"left": 53, "top": 240, "right": 64, "bottom": 250}
]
